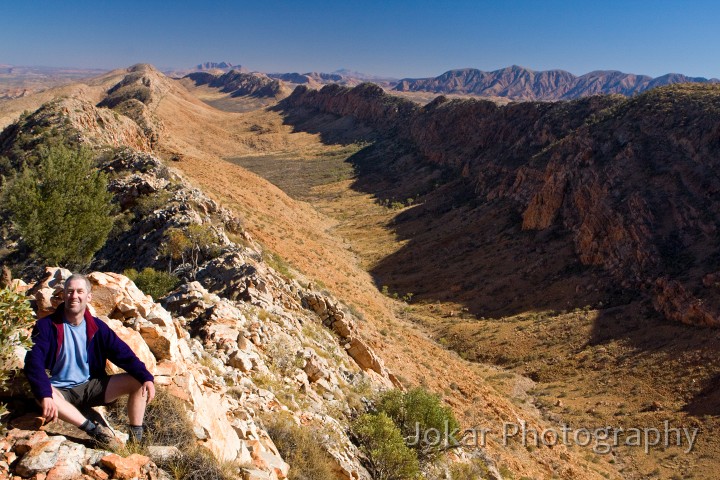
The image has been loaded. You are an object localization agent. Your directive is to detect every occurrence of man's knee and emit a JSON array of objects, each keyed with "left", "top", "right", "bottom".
[{"left": 105, "top": 374, "right": 142, "bottom": 402}]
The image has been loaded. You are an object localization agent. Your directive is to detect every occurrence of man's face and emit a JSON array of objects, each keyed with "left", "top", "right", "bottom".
[{"left": 64, "top": 279, "right": 92, "bottom": 316}]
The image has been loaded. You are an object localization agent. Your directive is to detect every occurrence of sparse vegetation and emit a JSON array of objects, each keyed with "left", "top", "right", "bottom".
[
  {"left": 262, "top": 412, "right": 337, "bottom": 480},
  {"left": 107, "top": 388, "right": 232, "bottom": 480},
  {"left": 160, "top": 224, "right": 219, "bottom": 276},
  {"left": 0, "top": 286, "right": 35, "bottom": 431},
  {"left": 1, "top": 145, "right": 113, "bottom": 267},
  {"left": 352, "top": 412, "right": 420, "bottom": 480},
  {"left": 124, "top": 267, "right": 180, "bottom": 300},
  {"left": 448, "top": 459, "right": 492, "bottom": 479}
]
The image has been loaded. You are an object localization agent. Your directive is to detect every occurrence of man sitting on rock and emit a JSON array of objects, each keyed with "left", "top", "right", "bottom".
[{"left": 24, "top": 273, "right": 155, "bottom": 448}]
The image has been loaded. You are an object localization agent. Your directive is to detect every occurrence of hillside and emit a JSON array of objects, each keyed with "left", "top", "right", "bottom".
[{"left": 394, "top": 65, "right": 720, "bottom": 100}]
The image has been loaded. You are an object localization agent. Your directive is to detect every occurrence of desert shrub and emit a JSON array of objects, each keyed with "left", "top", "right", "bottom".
[
  {"left": 160, "top": 225, "right": 219, "bottom": 276},
  {"left": 0, "top": 286, "right": 35, "bottom": 431},
  {"left": 0, "top": 287, "right": 35, "bottom": 433},
  {"left": 124, "top": 267, "right": 180, "bottom": 300},
  {"left": 376, "top": 388, "right": 460, "bottom": 462},
  {"left": 263, "top": 412, "right": 336, "bottom": 480},
  {"left": 134, "top": 190, "right": 173, "bottom": 217},
  {"left": 1, "top": 145, "right": 113, "bottom": 267},
  {"left": 352, "top": 412, "right": 419, "bottom": 480},
  {"left": 448, "top": 459, "right": 492, "bottom": 479},
  {"left": 158, "top": 446, "right": 232, "bottom": 480}
]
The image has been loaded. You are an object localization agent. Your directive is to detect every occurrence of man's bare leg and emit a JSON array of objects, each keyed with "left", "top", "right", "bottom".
[
  {"left": 105, "top": 374, "right": 146, "bottom": 426},
  {"left": 48, "top": 386, "right": 86, "bottom": 427}
]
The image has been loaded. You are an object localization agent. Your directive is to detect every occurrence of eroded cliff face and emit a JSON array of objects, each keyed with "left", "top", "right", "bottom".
[{"left": 280, "top": 82, "right": 720, "bottom": 326}]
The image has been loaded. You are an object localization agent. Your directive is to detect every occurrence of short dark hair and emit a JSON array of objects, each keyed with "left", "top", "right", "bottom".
[{"left": 64, "top": 273, "right": 92, "bottom": 292}]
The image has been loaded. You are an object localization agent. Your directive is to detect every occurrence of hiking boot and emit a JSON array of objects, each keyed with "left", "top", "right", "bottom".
[{"left": 88, "top": 423, "right": 124, "bottom": 450}]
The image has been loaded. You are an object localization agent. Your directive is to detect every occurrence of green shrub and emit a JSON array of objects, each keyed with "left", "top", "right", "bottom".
[
  {"left": 263, "top": 412, "right": 337, "bottom": 480},
  {"left": 377, "top": 387, "right": 460, "bottom": 462},
  {"left": 124, "top": 267, "right": 180, "bottom": 300},
  {"left": 159, "top": 224, "right": 218, "bottom": 277},
  {"left": 352, "top": 412, "right": 419, "bottom": 480},
  {"left": 449, "top": 459, "right": 492, "bottom": 479},
  {"left": 1, "top": 145, "right": 113, "bottom": 267},
  {"left": 0, "top": 286, "right": 35, "bottom": 431}
]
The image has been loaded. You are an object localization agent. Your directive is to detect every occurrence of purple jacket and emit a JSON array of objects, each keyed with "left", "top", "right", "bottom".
[{"left": 24, "top": 304, "right": 154, "bottom": 401}]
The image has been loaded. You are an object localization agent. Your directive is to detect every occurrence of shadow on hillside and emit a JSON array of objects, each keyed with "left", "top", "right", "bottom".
[
  {"left": 272, "top": 101, "right": 720, "bottom": 418},
  {"left": 274, "top": 105, "right": 618, "bottom": 318},
  {"left": 587, "top": 304, "right": 720, "bottom": 417}
]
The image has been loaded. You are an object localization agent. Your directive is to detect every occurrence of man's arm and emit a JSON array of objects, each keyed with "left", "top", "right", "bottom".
[
  {"left": 24, "top": 319, "right": 55, "bottom": 402},
  {"left": 98, "top": 320, "right": 154, "bottom": 385}
]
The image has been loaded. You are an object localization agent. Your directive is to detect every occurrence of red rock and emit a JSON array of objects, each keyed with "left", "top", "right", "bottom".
[
  {"left": 81, "top": 465, "right": 109, "bottom": 480},
  {"left": 100, "top": 453, "right": 150, "bottom": 480},
  {"left": 14, "top": 431, "right": 49, "bottom": 455},
  {"left": 8, "top": 415, "right": 46, "bottom": 432}
]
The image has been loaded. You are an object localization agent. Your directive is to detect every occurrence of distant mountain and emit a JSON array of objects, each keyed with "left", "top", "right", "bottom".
[
  {"left": 196, "top": 61, "right": 239, "bottom": 71},
  {"left": 268, "top": 70, "right": 396, "bottom": 88},
  {"left": 184, "top": 70, "right": 289, "bottom": 98},
  {"left": 393, "top": 65, "right": 719, "bottom": 100}
]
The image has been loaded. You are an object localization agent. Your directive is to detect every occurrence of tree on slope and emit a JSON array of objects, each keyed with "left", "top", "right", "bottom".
[{"left": 2, "top": 145, "right": 113, "bottom": 268}]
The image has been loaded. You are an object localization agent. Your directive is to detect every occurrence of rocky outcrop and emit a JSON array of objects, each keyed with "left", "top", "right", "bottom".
[
  {"left": 184, "top": 70, "right": 289, "bottom": 98},
  {"left": 0, "top": 96, "right": 152, "bottom": 165},
  {"left": 5, "top": 262, "right": 382, "bottom": 478},
  {"left": 394, "top": 65, "right": 720, "bottom": 100}
]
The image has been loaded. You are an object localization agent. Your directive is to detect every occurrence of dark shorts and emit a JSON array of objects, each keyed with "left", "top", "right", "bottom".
[{"left": 56, "top": 377, "right": 112, "bottom": 408}]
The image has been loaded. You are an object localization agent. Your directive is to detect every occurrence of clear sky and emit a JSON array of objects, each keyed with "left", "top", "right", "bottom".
[{"left": 1, "top": 0, "right": 719, "bottom": 79}]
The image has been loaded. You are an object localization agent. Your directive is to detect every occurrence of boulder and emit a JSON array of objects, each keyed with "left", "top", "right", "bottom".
[
  {"left": 300, "top": 348, "right": 330, "bottom": 382},
  {"left": 87, "top": 273, "right": 125, "bottom": 317},
  {"left": 345, "top": 338, "right": 385, "bottom": 375},
  {"left": 100, "top": 453, "right": 151, "bottom": 480},
  {"left": 45, "top": 442, "right": 86, "bottom": 480},
  {"left": 15, "top": 435, "right": 66, "bottom": 477}
]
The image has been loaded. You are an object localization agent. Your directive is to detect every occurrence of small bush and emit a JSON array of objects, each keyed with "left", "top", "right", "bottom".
[
  {"left": 376, "top": 388, "right": 460, "bottom": 462},
  {"left": 352, "top": 412, "right": 419, "bottom": 480},
  {"left": 449, "top": 459, "right": 492, "bottom": 479},
  {"left": 0, "top": 286, "right": 35, "bottom": 431},
  {"left": 263, "top": 413, "right": 337, "bottom": 480},
  {"left": 159, "top": 446, "right": 233, "bottom": 480},
  {"left": 124, "top": 267, "right": 180, "bottom": 300}
]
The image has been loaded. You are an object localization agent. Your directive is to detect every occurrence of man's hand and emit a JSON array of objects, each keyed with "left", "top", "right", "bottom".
[
  {"left": 142, "top": 381, "right": 155, "bottom": 404},
  {"left": 41, "top": 397, "right": 58, "bottom": 423}
]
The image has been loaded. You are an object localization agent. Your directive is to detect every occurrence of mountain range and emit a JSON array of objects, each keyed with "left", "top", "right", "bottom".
[{"left": 393, "top": 65, "right": 720, "bottom": 100}]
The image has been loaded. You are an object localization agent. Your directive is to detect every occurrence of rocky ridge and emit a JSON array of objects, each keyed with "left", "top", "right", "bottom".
[
  {"left": 394, "top": 65, "right": 720, "bottom": 100},
  {"left": 280, "top": 82, "right": 720, "bottom": 326},
  {"left": 184, "top": 71, "right": 289, "bottom": 99}
]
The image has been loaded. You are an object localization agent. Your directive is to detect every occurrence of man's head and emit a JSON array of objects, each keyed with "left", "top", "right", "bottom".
[{"left": 63, "top": 274, "right": 92, "bottom": 318}]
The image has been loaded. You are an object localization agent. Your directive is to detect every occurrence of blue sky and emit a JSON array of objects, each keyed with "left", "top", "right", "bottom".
[{"left": 1, "top": 0, "right": 719, "bottom": 79}]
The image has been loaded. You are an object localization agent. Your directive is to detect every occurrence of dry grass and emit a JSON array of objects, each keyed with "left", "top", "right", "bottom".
[
  {"left": 107, "top": 388, "right": 233, "bottom": 480},
  {"left": 261, "top": 412, "right": 337, "bottom": 480}
]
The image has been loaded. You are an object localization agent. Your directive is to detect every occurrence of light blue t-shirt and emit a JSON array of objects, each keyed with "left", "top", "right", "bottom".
[{"left": 49, "top": 320, "right": 91, "bottom": 388}]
